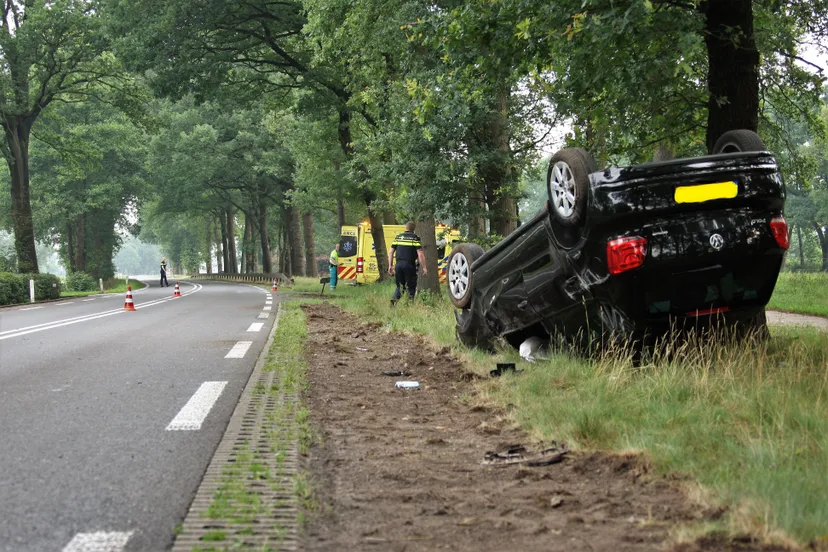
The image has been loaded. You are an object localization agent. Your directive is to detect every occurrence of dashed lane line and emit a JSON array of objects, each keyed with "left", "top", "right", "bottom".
[
  {"left": 19, "top": 306, "right": 44, "bottom": 311},
  {"left": 225, "top": 341, "right": 253, "bottom": 359},
  {"left": 258, "top": 312, "right": 270, "bottom": 319},
  {"left": 166, "top": 381, "right": 228, "bottom": 431},
  {"left": 263, "top": 305, "right": 271, "bottom": 311},
  {"left": 62, "top": 531, "right": 133, "bottom": 552},
  {"left": 247, "top": 322, "right": 264, "bottom": 332}
]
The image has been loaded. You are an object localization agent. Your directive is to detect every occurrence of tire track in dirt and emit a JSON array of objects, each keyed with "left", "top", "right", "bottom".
[{"left": 300, "top": 303, "right": 789, "bottom": 551}]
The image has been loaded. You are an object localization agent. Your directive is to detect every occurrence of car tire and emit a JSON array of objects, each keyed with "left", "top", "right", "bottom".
[
  {"left": 547, "top": 148, "right": 597, "bottom": 227},
  {"left": 712, "top": 129, "right": 767, "bottom": 154},
  {"left": 446, "top": 242, "right": 484, "bottom": 309},
  {"left": 455, "top": 307, "right": 493, "bottom": 351}
]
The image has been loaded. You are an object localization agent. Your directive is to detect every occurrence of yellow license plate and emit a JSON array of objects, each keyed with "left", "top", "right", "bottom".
[{"left": 674, "top": 181, "right": 738, "bottom": 204}]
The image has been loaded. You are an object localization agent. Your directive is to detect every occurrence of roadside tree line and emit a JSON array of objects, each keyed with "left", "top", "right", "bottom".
[{"left": 1, "top": 0, "right": 827, "bottom": 284}]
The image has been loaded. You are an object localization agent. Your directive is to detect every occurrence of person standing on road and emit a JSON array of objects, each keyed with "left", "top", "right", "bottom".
[
  {"left": 160, "top": 257, "right": 169, "bottom": 287},
  {"left": 387, "top": 221, "right": 427, "bottom": 304},
  {"left": 329, "top": 243, "right": 340, "bottom": 291}
]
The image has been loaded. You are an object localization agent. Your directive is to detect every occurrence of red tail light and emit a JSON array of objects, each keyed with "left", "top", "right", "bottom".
[
  {"left": 607, "top": 236, "right": 648, "bottom": 275},
  {"left": 770, "top": 216, "right": 789, "bottom": 249},
  {"left": 356, "top": 257, "right": 364, "bottom": 273}
]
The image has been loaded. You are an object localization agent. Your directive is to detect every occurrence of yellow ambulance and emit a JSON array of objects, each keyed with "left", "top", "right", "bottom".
[{"left": 336, "top": 222, "right": 461, "bottom": 284}]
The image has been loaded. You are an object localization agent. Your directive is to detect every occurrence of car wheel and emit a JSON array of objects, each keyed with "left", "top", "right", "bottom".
[
  {"left": 446, "top": 243, "right": 484, "bottom": 309},
  {"left": 547, "top": 148, "right": 597, "bottom": 227},
  {"left": 712, "top": 129, "right": 767, "bottom": 154},
  {"left": 456, "top": 307, "right": 493, "bottom": 351}
]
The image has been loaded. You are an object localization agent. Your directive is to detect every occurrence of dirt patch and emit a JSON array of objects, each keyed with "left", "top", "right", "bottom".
[{"left": 300, "top": 303, "right": 787, "bottom": 551}]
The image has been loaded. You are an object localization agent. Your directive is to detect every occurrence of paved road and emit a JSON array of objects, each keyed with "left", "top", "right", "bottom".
[{"left": 0, "top": 280, "right": 278, "bottom": 552}]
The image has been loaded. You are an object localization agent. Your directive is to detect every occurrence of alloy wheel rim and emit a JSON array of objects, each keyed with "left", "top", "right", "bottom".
[
  {"left": 550, "top": 161, "right": 576, "bottom": 218},
  {"left": 448, "top": 253, "right": 470, "bottom": 300}
]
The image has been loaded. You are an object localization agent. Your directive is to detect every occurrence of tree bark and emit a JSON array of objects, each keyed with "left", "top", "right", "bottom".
[
  {"left": 219, "top": 210, "right": 229, "bottom": 273},
  {"left": 214, "top": 216, "right": 224, "bottom": 274},
  {"left": 74, "top": 214, "right": 86, "bottom": 273},
  {"left": 302, "top": 211, "right": 316, "bottom": 276},
  {"left": 258, "top": 203, "right": 272, "bottom": 274},
  {"left": 3, "top": 115, "right": 39, "bottom": 273},
  {"left": 226, "top": 206, "right": 238, "bottom": 273},
  {"left": 488, "top": 89, "right": 517, "bottom": 237},
  {"left": 415, "top": 218, "right": 440, "bottom": 294},
  {"left": 337, "top": 198, "right": 345, "bottom": 231},
  {"left": 243, "top": 213, "right": 256, "bottom": 273},
  {"left": 814, "top": 222, "right": 828, "bottom": 271},
  {"left": 702, "top": 0, "right": 759, "bottom": 153},
  {"left": 286, "top": 203, "right": 304, "bottom": 277},
  {"left": 367, "top": 203, "right": 388, "bottom": 282},
  {"left": 797, "top": 226, "right": 804, "bottom": 268}
]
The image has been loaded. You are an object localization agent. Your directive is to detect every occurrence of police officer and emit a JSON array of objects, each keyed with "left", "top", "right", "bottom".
[
  {"left": 160, "top": 257, "right": 169, "bottom": 287},
  {"left": 329, "top": 243, "right": 340, "bottom": 291},
  {"left": 387, "top": 221, "right": 427, "bottom": 304}
]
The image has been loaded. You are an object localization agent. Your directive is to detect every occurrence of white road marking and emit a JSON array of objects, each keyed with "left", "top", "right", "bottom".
[
  {"left": 19, "top": 306, "right": 44, "bottom": 311},
  {"left": 263, "top": 305, "right": 271, "bottom": 311},
  {"left": 55, "top": 302, "right": 74, "bottom": 306},
  {"left": 225, "top": 341, "right": 253, "bottom": 359},
  {"left": 247, "top": 322, "right": 264, "bottom": 332},
  {"left": 62, "top": 531, "right": 133, "bottom": 552},
  {"left": 266, "top": 294, "right": 272, "bottom": 299},
  {"left": 258, "top": 312, "right": 270, "bottom": 319},
  {"left": 0, "top": 284, "right": 204, "bottom": 341},
  {"left": 265, "top": 300, "right": 272, "bottom": 305},
  {"left": 82, "top": 298, "right": 95, "bottom": 302},
  {"left": 166, "top": 381, "right": 228, "bottom": 431}
]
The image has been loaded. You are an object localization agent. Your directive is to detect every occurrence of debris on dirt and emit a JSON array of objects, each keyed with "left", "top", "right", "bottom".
[
  {"left": 395, "top": 381, "right": 420, "bottom": 389},
  {"left": 300, "top": 302, "right": 789, "bottom": 552},
  {"left": 382, "top": 371, "right": 411, "bottom": 377},
  {"left": 482, "top": 443, "right": 570, "bottom": 467},
  {"left": 490, "top": 362, "right": 522, "bottom": 377},
  {"left": 355, "top": 346, "right": 368, "bottom": 351}
]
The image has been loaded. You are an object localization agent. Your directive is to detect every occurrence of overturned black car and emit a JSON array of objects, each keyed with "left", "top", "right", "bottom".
[{"left": 446, "top": 130, "right": 789, "bottom": 351}]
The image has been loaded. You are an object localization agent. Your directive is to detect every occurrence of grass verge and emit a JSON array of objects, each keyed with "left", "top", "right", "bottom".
[
  {"left": 195, "top": 301, "right": 315, "bottom": 551},
  {"left": 768, "top": 272, "right": 828, "bottom": 318},
  {"left": 314, "top": 279, "right": 828, "bottom": 545},
  {"left": 60, "top": 278, "right": 145, "bottom": 298}
]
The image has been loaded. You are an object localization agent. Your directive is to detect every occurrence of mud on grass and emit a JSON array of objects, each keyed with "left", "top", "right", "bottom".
[{"left": 298, "top": 303, "right": 788, "bottom": 551}]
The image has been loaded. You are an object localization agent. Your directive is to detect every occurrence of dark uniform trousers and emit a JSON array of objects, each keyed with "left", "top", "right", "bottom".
[{"left": 393, "top": 260, "right": 418, "bottom": 300}]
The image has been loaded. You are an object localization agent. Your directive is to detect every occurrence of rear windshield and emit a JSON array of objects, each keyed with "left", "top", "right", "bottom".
[{"left": 339, "top": 235, "right": 357, "bottom": 257}]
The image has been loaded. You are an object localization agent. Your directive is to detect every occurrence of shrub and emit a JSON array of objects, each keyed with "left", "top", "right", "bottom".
[
  {"left": 0, "top": 272, "right": 28, "bottom": 305},
  {"left": 64, "top": 272, "right": 98, "bottom": 292},
  {"left": 21, "top": 273, "right": 61, "bottom": 300}
]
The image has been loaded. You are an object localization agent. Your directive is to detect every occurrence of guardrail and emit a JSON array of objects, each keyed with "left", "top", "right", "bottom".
[{"left": 188, "top": 273, "right": 281, "bottom": 285}]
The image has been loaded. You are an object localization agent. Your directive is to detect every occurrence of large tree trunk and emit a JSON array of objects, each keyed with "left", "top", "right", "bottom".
[
  {"left": 337, "top": 198, "right": 345, "bottom": 231},
  {"left": 814, "top": 223, "right": 828, "bottom": 271},
  {"left": 415, "top": 218, "right": 440, "bottom": 294},
  {"left": 65, "top": 223, "right": 76, "bottom": 273},
  {"left": 258, "top": 203, "right": 272, "bottom": 274},
  {"left": 797, "top": 226, "right": 805, "bottom": 268},
  {"left": 243, "top": 213, "right": 256, "bottom": 273},
  {"left": 4, "top": 115, "right": 39, "bottom": 273},
  {"left": 214, "top": 217, "right": 224, "bottom": 274},
  {"left": 286, "top": 203, "right": 304, "bottom": 277},
  {"left": 205, "top": 220, "right": 213, "bottom": 274},
  {"left": 74, "top": 214, "right": 86, "bottom": 273},
  {"left": 302, "top": 211, "right": 316, "bottom": 276},
  {"left": 226, "top": 207, "right": 238, "bottom": 273},
  {"left": 703, "top": 0, "right": 759, "bottom": 153},
  {"left": 487, "top": 89, "right": 517, "bottom": 237}
]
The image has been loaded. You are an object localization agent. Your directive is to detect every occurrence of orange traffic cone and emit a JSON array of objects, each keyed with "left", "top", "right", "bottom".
[
  {"left": 173, "top": 282, "right": 181, "bottom": 297},
  {"left": 124, "top": 286, "right": 136, "bottom": 311},
  {"left": 271, "top": 278, "right": 278, "bottom": 292}
]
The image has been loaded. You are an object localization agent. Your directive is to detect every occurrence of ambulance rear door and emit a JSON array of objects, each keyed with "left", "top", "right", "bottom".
[{"left": 337, "top": 226, "right": 358, "bottom": 282}]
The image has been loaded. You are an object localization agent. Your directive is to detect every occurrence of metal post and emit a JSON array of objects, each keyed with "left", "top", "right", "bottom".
[
  {"left": 99, "top": 278, "right": 104, "bottom": 293},
  {"left": 29, "top": 279, "right": 35, "bottom": 303}
]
